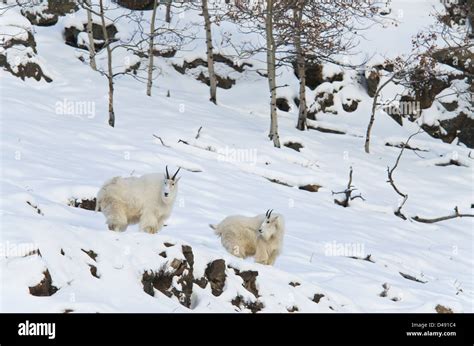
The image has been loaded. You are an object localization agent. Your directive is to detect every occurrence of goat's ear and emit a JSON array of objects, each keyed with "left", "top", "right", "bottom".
[
  {"left": 271, "top": 215, "right": 279, "bottom": 222},
  {"left": 174, "top": 176, "right": 181, "bottom": 183}
]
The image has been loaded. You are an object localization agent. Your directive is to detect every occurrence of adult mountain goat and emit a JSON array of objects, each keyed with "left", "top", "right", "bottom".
[
  {"left": 95, "top": 167, "right": 181, "bottom": 234},
  {"left": 210, "top": 210, "right": 285, "bottom": 265}
]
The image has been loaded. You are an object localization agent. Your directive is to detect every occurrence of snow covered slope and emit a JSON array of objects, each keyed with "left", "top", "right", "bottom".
[{"left": 0, "top": 0, "right": 472, "bottom": 313}]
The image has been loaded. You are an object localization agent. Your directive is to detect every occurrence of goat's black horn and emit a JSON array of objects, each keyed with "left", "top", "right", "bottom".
[
  {"left": 165, "top": 166, "right": 170, "bottom": 179},
  {"left": 172, "top": 167, "right": 181, "bottom": 180},
  {"left": 266, "top": 209, "right": 270, "bottom": 217},
  {"left": 268, "top": 209, "right": 274, "bottom": 217}
]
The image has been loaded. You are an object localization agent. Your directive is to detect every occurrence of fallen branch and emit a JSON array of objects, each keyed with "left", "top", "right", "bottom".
[
  {"left": 348, "top": 254, "right": 375, "bottom": 263},
  {"left": 152, "top": 134, "right": 170, "bottom": 148},
  {"left": 195, "top": 126, "right": 203, "bottom": 140},
  {"left": 386, "top": 130, "right": 422, "bottom": 220},
  {"left": 412, "top": 206, "right": 474, "bottom": 224},
  {"left": 26, "top": 201, "right": 44, "bottom": 216},
  {"left": 399, "top": 272, "right": 427, "bottom": 284},
  {"left": 332, "top": 167, "right": 364, "bottom": 207}
]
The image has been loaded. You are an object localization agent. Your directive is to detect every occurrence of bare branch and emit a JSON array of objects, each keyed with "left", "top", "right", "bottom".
[
  {"left": 412, "top": 207, "right": 474, "bottom": 224},
  {"left": 386, "top": 130, "right": 423, "bottom": 220},
  {"left": 152, "top": 134, "right": 170, "bottom": 147},
  {"left": 195, "top": 126, "right": 203, "bottom": 140},
  {"left": 332, "top": 166, "right": 364, "bottom": 207}
]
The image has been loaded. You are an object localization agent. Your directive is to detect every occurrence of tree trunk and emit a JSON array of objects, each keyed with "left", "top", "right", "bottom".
[
  {"left": 294, "top": 4, "right": 307, "bottom": 131},
  {"left": 468, "top": 0, "right": 474, "bottom": 37},
  {"left": 202, "top": 0, "right": 217, "bottom": 104},
  {"left": 85, "top": 0, "right": 97, "bottom": 70},
  {"left": 364, "top": 90, "right": 378, "bottom": 153},
  {"left": 99, "top": 0, "right": 115, "bottom": 127},
  {"left": 296, "top": 57, "right": 307, "bottom": 130},
  {"left": 365, "top": 74, "right": 396, "bottom": 153},
  {"left": 146, "top": 0, "right": 158, "bottom": 97},
  {"left": 265, "top": 0, "right": 280, "bottom": 148},
  {"left": 165, "top": 0, "right": 171, "bottom": 23}
]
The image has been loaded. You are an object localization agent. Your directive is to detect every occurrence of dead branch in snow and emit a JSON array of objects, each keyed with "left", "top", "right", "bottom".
[
  {"left": 332, "top": 167, "right": 365, "bottom": 208},
  {"left": 386, "top": 130, "right": 422, "bottom": 220},
  {"left": 412, "top": 206, "right": 474, "bottom": 224}
]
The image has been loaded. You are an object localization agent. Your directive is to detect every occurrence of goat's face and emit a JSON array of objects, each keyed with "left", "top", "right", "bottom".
[
  {"left": 258, "top": 210, "right": 280, "bottom": 241},
  {"left": 161, "top": 166, "right": 181, "bottom": 203}
]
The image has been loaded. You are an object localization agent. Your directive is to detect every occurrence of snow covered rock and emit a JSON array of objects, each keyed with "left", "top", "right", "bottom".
[
  {"left": 64, "top": 22, "right": 118, "bottom": 51},
  {"left": 0, "top": 11, "right": 52, "bottom": 82},
  {"left": 114, "top": 0, "right": 155, "bottom": 11},
  {"left": 294, "top": 60, "right": 344, "bottom": 91},
  {"left": 21, "top": 0, "right": 78, "bottom": 27}
]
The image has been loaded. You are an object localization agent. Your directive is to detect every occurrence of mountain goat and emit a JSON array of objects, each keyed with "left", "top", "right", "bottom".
[
  {"left": 95, "top": 167, "right": 181, "bottom": 234},
  {"left": 210, "top": 210, "right": 285, "bottom": 265}
]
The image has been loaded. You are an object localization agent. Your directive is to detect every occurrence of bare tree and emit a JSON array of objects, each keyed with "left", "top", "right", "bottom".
[
  {"left": 363, "top": 54, "right": 422, "bottom": 154},
  {"left": 98, "top": 0, "right": 115, "bottom": 127},
  {"left": 365, "top": 1, "right": 474, "bottom": 153},
  {"left": 275, "top": 0, "right": 388, "bottom": 131},
  {"left": 165, "top": 0, "right": 172, "bottom": 23},
  {"left": 80, "top": 0, "right": 143, "bottom": 127},
  {"left": 201, "top": 0, "right": 218, "bottom": 104},
  {"left": 85, "top": 0, "right": 97, "bottom": 70},
  {"left": 229, "top": 0, "right": 282, "bottom": 147},
  {"left": 364, "top": 68, "right": 399, "bottom": 153},
  {"left": 265, "top": 0, "right": 280, "bottom": 147},
  {"left": 140, "top": 2, "right": 192, "bottom": 96},
  {"left": 146, "top": 0, "right": 159, "bottom": 96},
  {"left": 291, "top": 0, "right": 306, "bottom": 130}
]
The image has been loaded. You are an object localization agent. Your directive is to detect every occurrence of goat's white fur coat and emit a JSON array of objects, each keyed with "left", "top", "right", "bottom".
[
  {"left": 96, "top": 173, "right": 179, "bottom": 233},
  {"left": 210, "top": 213, "right": 285, "bottom": 265}
]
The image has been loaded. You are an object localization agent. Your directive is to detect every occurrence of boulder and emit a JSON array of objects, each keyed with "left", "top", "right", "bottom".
[
  {"left": 314, "top": 91, "right": 335, "bottom": 114},
  {"left": 422, "top": 112, "right": 474, "bottom": 148},
  {"left": 276, "top": 97, "right": 290, "bottom": 112},
  {"left": 64, "top": 22, "right": 118, "bottom": 51},
  {"left": 21, "top": 0, "right": 78, "bottom": 26},
  {"left": 342, "top": 98, "right": 359, "bottom": 113},
  {"left": 29, "top": 270, "right": 59, "bottom": 296},
  {"left": 293, "top": 60, "right": 343, "bottom": 90},
  {"left": 205, "top": 259, "right": 226, "bottom": 296},
  {"left": 114, "top": 0, "right": 155, "bottom": 10}
]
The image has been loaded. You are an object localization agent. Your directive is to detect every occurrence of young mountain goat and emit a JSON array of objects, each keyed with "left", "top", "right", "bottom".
[
  {"left": 95, "top": 167, "right": 181, "bottom": 234},
  {"left": 210, "top": 210, "right": 285, "bottom": 265}
]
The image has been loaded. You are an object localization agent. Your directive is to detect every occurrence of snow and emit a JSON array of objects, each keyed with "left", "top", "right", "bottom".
[{"left": 0, "top": 0, "right": 472, "bottom": 313}]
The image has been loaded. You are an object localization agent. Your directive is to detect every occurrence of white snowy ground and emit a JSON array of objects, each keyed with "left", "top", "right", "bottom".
[{"left": 0, "top": 0, "right": 472, "bottom": 313}]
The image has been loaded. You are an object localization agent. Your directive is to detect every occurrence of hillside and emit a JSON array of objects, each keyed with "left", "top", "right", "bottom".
[{"left": 0, "top": 0, "right": 472, "bottom": 313}]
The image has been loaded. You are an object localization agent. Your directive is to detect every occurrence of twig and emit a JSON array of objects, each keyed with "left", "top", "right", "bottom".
[
  {"left": 152, "top": 134, "right": 170, "bottom": 148},
  {"left": 195, "top": 126, "right": 203, "bottom": 140},
  {"left": 412, "top": 206, "right": 474, "bottom": 224},
  {"left": 26, "top": 201, "right": 44, "bottom": 216},
  {"left": 348, "top": 254, "right": 374, "bottom": 263}
]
